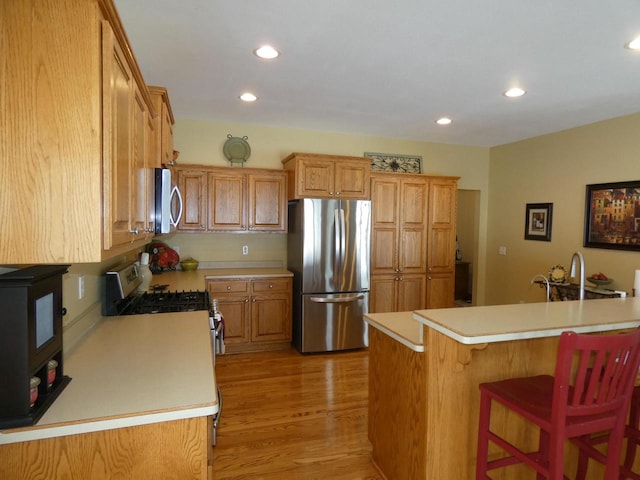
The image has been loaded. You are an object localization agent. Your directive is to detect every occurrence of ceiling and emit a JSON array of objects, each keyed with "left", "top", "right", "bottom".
[{"left": 114, "top": 0, "right": 640, "bottom": 147}]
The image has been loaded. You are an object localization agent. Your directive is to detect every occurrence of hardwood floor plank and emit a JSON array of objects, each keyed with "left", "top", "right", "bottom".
[{"left": 212, "top": 348, "right": 384, "bottom": 479}]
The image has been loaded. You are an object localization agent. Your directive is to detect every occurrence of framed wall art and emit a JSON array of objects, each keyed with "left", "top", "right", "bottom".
[
  {"left": 524, "top": 203, "right": 553, "bottom": 241},
  {"left": 584, "top": 180, "right": 640, "bottom": 251},
  {"left": 365, "top": 152, "right": 422, "bottom": 173}
]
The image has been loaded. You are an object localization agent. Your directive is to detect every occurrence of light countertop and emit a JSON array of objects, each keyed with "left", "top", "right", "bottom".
[
  {"left": 364, "top": 312, "right": 424, "bottom": 352},
  {"left": 148, "top": 268, "right": 293, "bottom": 291},
  {"left": 414, "top": 297, "right": 640, "bottom": 345},
  {"left": 0, "top": 311, "right": 217, "bottom": 444}
]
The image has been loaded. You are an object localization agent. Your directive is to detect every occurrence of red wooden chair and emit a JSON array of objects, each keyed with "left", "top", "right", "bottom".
[
  {"left": 574, "top": 385, "right": 640, "bottom": 479},
  {"left": 476, "top": 328, "right": 640, "bottom": 480}
]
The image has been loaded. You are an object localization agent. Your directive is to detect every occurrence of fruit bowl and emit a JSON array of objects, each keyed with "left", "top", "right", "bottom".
[
  {"left": 180, "top": 257, "right": 199, "bottom": 271},
  {"left": 587, "top": 277, "right": 613, "bottom": 289}
]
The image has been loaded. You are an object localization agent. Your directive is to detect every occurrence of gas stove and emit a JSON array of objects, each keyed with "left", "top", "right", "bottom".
[{"left": 103, "top": 263, "right": 210, "bottom": 316}]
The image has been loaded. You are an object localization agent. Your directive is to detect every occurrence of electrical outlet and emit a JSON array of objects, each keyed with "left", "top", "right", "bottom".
[
  {"left": 78, "top": 275, "right": 85, "bottom": 300},
  {"left": 498, "top": 246, "right": 507, "bottom": 255},
  {"left": 172, "top": 246, "right": 180, "bottom": 254},
  {"left": 242, "top": 245, "right": 249, "bottom": 255}
]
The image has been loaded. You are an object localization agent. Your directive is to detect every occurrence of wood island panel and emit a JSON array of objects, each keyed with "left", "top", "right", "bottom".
[
  {"left": 368, "top": 327, "right": 426, "bottom": 479},
  {"left": 0, "top": 416, "right": 212, "bottom": 480}
]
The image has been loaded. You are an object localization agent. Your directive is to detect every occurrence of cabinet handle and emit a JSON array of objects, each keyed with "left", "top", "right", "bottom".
[
  {"left": 428, "top": 276, "right": 432, "bottom": 280},
  {"left": 226, "top": 286, "right": 231, "bottom": 290},
  {"left": 252, "top": 298, "right": 256, "bottom": 303},
  {"left": 399, "top": 276, "right": 403, "bottom": 281},
  {"left": 129, "top": 228, "right": 139, "bottom": 235},
  {"left": 269, "top": 284, "right": 273, "bottom": 289},
  {"left": 245, "top": 298, "right": 250, "bottom": 303}
]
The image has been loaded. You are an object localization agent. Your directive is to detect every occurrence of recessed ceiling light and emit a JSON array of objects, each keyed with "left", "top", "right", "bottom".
[
  {"left": 504, "top": 87, "right": 526, "bottom": 98},
  {"left": 626, "top": 37, "right": 640, "bottom": 50},
  {"left": 239, "top": 92, "right": 257, "bottom": 102},
  {"left": 254, "top": 45, "right": 280, "bottom": 59},
  {"left": 436, "top": 117, "right": 452, "bottom": 126}
]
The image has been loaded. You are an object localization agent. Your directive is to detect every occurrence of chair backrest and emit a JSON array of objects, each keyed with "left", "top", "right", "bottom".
[{"left": 552, "top": 328, "right": 640, "bottom": 421}]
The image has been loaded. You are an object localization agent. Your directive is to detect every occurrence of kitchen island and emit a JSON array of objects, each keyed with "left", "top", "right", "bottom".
[
  {"left": 365, "top": 298, "right": 640, "bottom": 480},
  {"left": 0, "top": 311, "right": 217, "bottom": 480}
]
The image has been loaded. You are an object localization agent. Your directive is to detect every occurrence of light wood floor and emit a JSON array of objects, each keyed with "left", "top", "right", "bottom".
[{"left": 212, "top": 347, "right": 384, "bottom": 480}]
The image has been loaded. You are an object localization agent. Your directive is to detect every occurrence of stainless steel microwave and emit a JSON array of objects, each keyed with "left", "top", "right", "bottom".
[{"left": 154, "top": 168, "right": 183, "bottom": 234}]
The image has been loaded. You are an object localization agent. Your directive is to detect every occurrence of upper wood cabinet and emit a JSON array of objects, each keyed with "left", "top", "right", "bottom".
[
  {"left": 148, "top": 86, "right": 175, "bottom": 168},
  {"left": 282, "top": 152, "right": 371, "bottom": 200},
  {"left": 1, "top": 0, "right": 156, "bottom": 263},
  {"left": 174, "top": 165, "right": 287, "bottom": 233},
  {"left": 369, "top": 172, "right": 458, "bottom": 313}
]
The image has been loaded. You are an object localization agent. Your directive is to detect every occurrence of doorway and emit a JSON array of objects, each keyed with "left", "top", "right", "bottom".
[{"left": 456, "top": 189, "right": 480, "bottom": 305}]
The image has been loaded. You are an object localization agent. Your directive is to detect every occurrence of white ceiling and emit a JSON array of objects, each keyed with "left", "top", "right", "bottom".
[{"left": 114, "top": 0, "right": 640, "bottom": 147}]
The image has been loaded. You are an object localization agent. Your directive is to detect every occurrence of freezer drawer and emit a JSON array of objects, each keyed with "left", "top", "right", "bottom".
[{"left": 299, "top": 292, "right": 369, "bottom": 353}]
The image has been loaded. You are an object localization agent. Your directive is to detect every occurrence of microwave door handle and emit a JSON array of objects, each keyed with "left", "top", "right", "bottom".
[{"left": 170, "top": 185, "right": 183, "bottom": 227}]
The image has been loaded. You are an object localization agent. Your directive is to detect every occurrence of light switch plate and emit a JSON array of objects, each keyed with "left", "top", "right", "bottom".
[{"left": 498, "top": 246, "right": 507, "bottom": 255}]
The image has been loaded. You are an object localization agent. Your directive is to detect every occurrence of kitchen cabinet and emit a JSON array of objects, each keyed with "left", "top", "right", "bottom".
[
  {"left": 426, "top": 178, "right": 458, "bottom": 309},
  {"left": 174, "top": 165, "right": 287, "bottom": 233},
  {"left": 282, "top": 152, "right": 371, "bottom": 200},
  {"left": 1, "top": 0, "right": 157, "bottom": 263},
  {"left": 370, "top": 273, "right": 426, "bottom": 313},
  {"left": 206, "top": 276, "right": 292, "bottom": 352},
  {"left": 148, "top": 86, "right": 175, "bottom": 167},
  {"left": 369, "top": 172, "right": 458, "bottom": 312}
]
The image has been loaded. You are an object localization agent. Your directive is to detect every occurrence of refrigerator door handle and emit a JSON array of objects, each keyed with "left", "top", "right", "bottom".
[
  {"left": 339, "top": 208, "right": 346, "bottom": 269},
  {"left": 309, "top": 294, "right": 365, "bottom": 303},
  {"left": 334, "top": 208, "right": 341, "bottom": 285}
]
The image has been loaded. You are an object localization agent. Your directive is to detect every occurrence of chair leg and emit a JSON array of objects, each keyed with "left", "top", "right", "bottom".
[
  {"left": 605, "top": 424, "right": 625, "bottom": 480},
  {"left": 624, "top": 399, "right": 640, "bottom": 476},
  {"left": 548, "top": 431, "right": 566, "bottom": 480},
  {"left": 537, "top": 429, "right": 549, "bottom": 480},
  {"left": 574, "top": 437, "right": 590, "bottom": 480},
  {"left": 476, "top": 391, "right": 491, "bottom": 480}
]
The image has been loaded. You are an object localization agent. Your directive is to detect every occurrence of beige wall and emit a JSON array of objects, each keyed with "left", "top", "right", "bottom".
[
  {"left": 486, "top": 112, "right": 640, "bottom": 305},
  {"left": 170, "top": 119, "right": 492, "bottom": 300}
]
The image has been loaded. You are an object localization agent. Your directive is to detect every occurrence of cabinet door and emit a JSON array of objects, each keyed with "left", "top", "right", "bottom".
[
  {"left": 296, "top": 158, "right": 335, "bottom": 198},
  {"left": 369, "top": 275, "right": 398, "bottom": 314},
  {"left": 371, "top": 177, "right": 400, "bottom": 274},
  {"left": 399, "top": 178, "right": 428, "bottom": 273},
  {"left": 208, "top": 172, "right": 246, "bottom": 231},
  {"left": 426, "top": 273, "right": 454, "bottom": 309},
  {"left": 102, "top": 22, "right": 134, "bottom": 249},
  {"left": 251, "top": 294, "right": 291, "bottom": 343},
  {"left": 217, "top": 295, "right": 251, "bottom": 344},
  {"left": 427, "top": 180, "right": 457, "bottom": 273},
  {"left": 160, "top": 101, "right": 174, "bottom": 166},
  {"left": 335, "top": 160, "right": 370, "bottom": 199},
  {"left": 145, "top": 111, "right": 157, "bottom": 235},
  {"left": 248, "top": 172, "right": 286, "bottom": 232},
  {"left": 131, "top": 86, "right": 150, "bottom": 239},
  {"left": 176, "top": 169, "right": 207, "bottom": 231},
  {"left": 251, "top": 278, "right": 292, "bottom": 343},
  {"left": 397, "top": 274, "right": 426, "bottom": 311}
]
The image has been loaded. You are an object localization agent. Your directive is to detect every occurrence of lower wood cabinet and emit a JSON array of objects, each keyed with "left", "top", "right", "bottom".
[
  {"left": 206, "top": 276, "right": 292, "bottom": 352},
  {"left": 370, "top": 273, "right": 426, "bottom": 313},
  {"left": 426, "top": 272, "right": 455, "bottom": 309}
]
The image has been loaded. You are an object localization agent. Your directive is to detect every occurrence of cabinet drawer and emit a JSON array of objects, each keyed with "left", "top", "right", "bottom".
[
  {"left": 207, "top": 280, "right": 249, "bottom": 294},
  {"left": 252, "top": 278, "right": 291, "bottom": 294}
]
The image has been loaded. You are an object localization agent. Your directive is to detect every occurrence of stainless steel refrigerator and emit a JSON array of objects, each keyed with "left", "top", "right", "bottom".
[{"left": 288, "top": 198, "right": 371, "bottom": 353}]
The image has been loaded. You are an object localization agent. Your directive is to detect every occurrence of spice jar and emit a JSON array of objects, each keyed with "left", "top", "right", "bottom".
[
  {"left": 47, "top": 359, "right": 58, "bottom": 388},
  {"left": 30, "top": 377, "right": 41, "bottom": 407}
]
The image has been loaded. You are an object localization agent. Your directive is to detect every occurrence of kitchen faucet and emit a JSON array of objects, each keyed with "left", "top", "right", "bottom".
[{"left": 570, "top": 252, "right": 586, "bottom": 300}]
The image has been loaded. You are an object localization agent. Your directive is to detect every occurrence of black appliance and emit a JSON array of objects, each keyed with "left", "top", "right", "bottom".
[
  {"left": 0, "top": 265, "right": 72, "bottom": 428},
  {"left": 103, "top": 263, "right": 209, "bottom": 316}
]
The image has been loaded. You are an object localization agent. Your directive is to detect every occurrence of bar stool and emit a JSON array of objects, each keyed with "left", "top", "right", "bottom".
[
  {"left": 574, "top": 385, "right": 640, "bottom": 480},
  {"left": 476, "top": 328, "right": 640, "bottom": 480}
]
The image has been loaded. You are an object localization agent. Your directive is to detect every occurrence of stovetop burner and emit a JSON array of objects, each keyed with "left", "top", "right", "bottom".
[{"left": 117, "top": 290, "right": 210, "bottom": 315}]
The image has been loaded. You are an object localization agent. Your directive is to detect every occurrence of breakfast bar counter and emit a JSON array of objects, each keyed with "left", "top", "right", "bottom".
[
  {"left": 366, "top": 298, "right": 640, "bottom": 480},
  {"left": 0, "top": 311, "right": 217, "bottom": 479}
]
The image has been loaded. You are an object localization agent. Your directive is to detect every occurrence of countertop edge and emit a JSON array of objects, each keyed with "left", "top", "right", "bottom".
[
  {"left": 0, "top": 404, "right": 217, "bottom": 445},
  {"left": 364, "top": 313, "right": 424, "bottom": 352}
]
